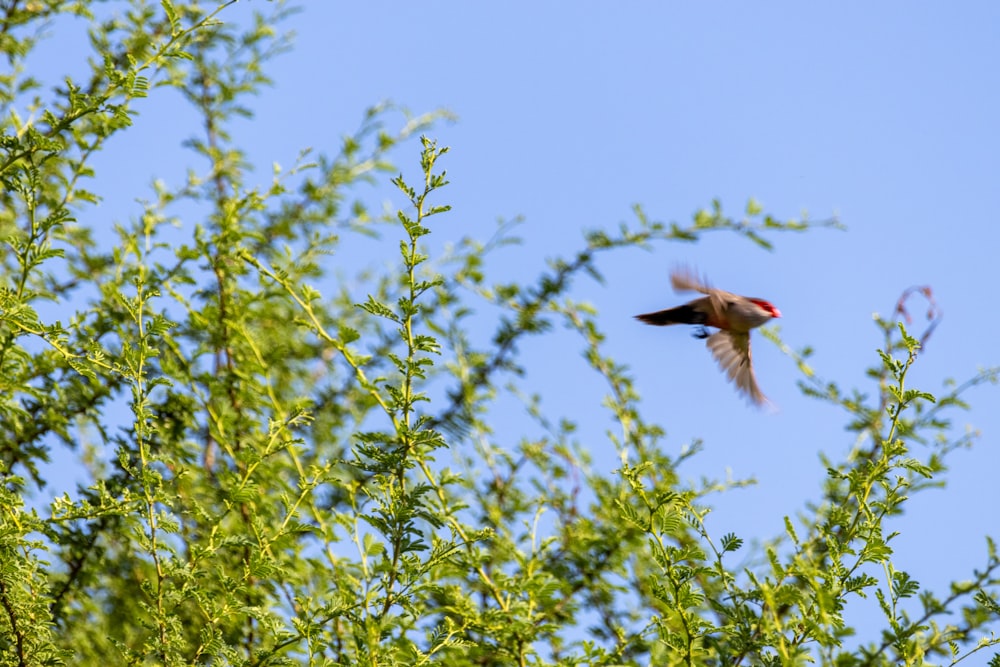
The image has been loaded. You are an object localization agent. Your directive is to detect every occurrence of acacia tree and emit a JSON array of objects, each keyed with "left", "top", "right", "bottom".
[{"left": 1, "top": 2, "right": 998, "bottom": 666}]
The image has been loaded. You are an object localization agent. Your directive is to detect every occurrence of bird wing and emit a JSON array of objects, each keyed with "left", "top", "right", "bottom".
[
  {"left": 705, "top": 330, "right": 767, "bottom": 406},
  {"left": 671, "top": 266, "right": 732, "bottom": 325},
  {"left": 670, "top": 266, "right": 713, "bottom": 294}
]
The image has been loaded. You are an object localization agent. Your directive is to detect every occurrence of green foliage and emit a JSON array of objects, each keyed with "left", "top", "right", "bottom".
[{"left": 1, "top": 2, "right": 998, "bottom": 666}]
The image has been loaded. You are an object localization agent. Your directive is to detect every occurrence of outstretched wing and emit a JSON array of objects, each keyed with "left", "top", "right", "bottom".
[
  {"left": 670, "top": 266, "right": 713, "bottom": 295},
  {"left": 670, "top": 266, "right": 730, "bottom": 325},
  {"left": 705, "top": 330, "right": 767, "bottom": 406}
]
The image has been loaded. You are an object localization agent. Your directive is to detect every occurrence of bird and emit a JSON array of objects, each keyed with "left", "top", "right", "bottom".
[{"left": 634, "top": 267, "right": 780, "bottom": 406}]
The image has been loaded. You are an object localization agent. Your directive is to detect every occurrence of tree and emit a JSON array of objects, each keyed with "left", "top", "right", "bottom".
[{"left": 1, "top": 2, "right": 998, "bottom": 665}]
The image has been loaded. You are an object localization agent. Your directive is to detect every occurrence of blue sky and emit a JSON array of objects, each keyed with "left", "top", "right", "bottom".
[
  {"left": 287, "top": 0, "right": 999, "bottom": 608},
  {"left": 33, "top": 0, "right": 1000, "bottom": 653}
]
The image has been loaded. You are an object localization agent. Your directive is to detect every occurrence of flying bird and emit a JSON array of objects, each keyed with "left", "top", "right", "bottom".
[{"left": 635, "top": 267, "right": 780, "bottom": 405}]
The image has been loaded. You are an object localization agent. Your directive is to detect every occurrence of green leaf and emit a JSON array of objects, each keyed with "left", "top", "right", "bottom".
[{"left": 357, "top": 295, "right": 399, "bottom": 322}]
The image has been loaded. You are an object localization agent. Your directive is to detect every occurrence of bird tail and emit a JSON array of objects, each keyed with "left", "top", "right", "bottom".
[{"left": 634, "top": 304, "right": 706, "bottom": 326}]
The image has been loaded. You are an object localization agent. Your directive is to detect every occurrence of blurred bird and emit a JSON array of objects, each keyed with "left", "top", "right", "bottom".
[{"left": 635, "top": 267, "right": 780, "bottom": 406}]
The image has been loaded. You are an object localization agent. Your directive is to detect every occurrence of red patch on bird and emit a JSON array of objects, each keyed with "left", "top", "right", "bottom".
[{"left": 750, "top": 299, "right": 781, "bottom": 318}]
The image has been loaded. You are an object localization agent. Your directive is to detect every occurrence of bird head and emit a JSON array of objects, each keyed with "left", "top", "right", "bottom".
[{"left": 750, "top": 299, "right": 781, "bottom": 319}]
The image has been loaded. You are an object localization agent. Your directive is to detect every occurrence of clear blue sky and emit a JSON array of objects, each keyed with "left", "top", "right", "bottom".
[{"left": 38, "top": 0, "right": 1000, "bottom": 652}]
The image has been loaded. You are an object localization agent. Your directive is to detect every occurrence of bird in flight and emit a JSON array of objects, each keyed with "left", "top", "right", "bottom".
[{"left": 635, "top": 267, "right": 780, "bottom": 406}]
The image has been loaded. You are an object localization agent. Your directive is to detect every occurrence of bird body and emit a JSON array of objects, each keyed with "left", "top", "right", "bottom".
[{"left": 635, "top": 267, "right": 780, "bottom": 405}]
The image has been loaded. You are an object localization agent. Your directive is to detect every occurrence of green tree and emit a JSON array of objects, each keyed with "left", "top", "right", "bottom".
[{"left": 1, "top": 2, "right": 998, "bottom": 666}]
